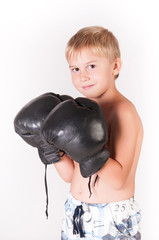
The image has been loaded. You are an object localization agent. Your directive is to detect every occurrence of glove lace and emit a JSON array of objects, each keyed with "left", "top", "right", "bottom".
[
  {"left": 88, "top": 175, "right": 98, "bottom": 198},
  {"left": 44, "top": 164, "right": 49, "bottom": 219}
]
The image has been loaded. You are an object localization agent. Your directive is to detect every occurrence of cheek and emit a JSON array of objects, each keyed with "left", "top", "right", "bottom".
[
  {"left": 71, "top": 76, "right": 79, "bottom": 89},
  {"left": 100, "top": 68, "right": 112, "bottom": 83}
]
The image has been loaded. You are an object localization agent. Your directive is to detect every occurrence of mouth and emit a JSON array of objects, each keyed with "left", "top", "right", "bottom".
[{"left": 82, "top": 84, "right": 95, "bottom": 90}]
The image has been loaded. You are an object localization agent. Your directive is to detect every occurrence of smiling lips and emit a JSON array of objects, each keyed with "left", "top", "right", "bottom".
[{"left": 82, "top": 84, "right": 95, "bottom": 90}]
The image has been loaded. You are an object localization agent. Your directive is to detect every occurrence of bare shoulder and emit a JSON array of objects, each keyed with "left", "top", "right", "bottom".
[{"left": 113, "top": 97, "right": 144, "bottom": 134}]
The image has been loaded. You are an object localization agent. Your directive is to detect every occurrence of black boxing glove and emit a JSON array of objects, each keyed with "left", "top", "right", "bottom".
[
  {"left": 14, "top": 92, "right": 73, "bottom": 164},
  {"left": 41, "top": 97, "right": 110, "bottom": 177}
]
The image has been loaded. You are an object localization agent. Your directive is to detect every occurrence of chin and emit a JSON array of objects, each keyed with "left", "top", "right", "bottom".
[
  {"left": 80, "top": 91, "right": 101, "bottom": 99},
  {"left": 76, "top": 87, "right": 105, "bottom": 99}
]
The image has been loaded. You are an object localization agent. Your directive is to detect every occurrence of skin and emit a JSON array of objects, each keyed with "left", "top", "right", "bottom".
[{"left": 54, "top": 48, "right": 144, "bottom": 203}]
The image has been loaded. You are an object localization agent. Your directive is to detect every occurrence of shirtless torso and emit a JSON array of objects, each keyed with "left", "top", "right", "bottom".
[{"left": 70, "top": 93, "right": 144, "bottom": 203}]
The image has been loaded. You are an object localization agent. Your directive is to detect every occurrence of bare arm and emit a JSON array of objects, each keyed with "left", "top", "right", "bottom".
[
  {"left": 54, "top": 153, "right": 75, "bottom": 183},
  {"left": 98, "top": 103, "right": 143, "bottom": 189}
]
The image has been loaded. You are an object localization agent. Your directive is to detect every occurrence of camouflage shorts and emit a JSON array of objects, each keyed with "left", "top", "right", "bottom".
[{"left": 61, "top": 192, "right": 141, "bottom": 240}]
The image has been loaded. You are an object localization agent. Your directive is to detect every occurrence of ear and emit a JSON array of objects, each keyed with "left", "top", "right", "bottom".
[{"left": 112, "top": 58, "right": 122, "bottom": 77}]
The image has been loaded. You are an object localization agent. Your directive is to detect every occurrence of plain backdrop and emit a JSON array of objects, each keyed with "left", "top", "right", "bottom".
[{"left": 0, "top": 0, "right": 159, "bottom": 239}]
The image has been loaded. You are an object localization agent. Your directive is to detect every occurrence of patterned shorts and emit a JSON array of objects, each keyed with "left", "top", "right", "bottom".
[{"left": 61, "top": 192, "right": 141, "bottom": 240}]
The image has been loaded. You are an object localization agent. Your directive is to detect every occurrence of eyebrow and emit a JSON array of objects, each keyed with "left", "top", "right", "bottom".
[
  {"left": 69, "top": 61, "right": 97, "bottom": 68},
  {"left": 69, "top": 65, "right": 76, "bottom": 68}
]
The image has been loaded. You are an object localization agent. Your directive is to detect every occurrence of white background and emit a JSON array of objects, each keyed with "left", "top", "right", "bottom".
[{"left": 0, "top": 0, "right": 159, "bottom": 239}]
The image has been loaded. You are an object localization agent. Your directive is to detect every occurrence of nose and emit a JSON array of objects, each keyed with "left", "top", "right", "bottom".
[{"left": 80, "top": 70, "right": 90, "bottom": 82}]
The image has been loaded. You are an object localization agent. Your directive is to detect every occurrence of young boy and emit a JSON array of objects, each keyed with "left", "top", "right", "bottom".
[{"left": 54, "top": 26, "right": 144, "bottom": 239}]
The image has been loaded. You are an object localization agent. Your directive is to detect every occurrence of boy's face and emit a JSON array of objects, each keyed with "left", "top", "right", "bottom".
[{"left": 67, "top": 48, "right": 116, "bottom": 99}]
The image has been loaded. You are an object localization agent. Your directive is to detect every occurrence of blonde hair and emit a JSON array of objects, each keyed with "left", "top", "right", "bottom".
[{"left": 65, "top": 26, "right": 121, "bottom": 79}]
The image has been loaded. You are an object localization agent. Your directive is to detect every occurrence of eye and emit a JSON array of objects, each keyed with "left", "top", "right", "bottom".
[
  {"left": 88, "top": 64, "right": 95, "bottom": 69},
  {"left": 72, "top": 67, "right": 79, "bottom": 72}
]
